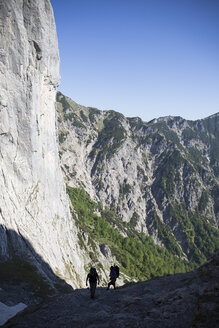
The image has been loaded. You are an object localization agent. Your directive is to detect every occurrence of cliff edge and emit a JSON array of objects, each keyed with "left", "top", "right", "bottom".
[{"left": 0, "top": 0, "right": 85, "bottom": 288}]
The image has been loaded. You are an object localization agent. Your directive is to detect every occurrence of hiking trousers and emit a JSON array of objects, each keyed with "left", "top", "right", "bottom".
[
  {"left": 89, "top": 282, "right": 97, "bottom": 298},
  {"left": 107, "top": 279, "right": 116, "bottom": 289}
]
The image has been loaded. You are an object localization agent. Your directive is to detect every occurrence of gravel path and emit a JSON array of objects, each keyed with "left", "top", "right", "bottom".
[
  {"left": 1, "top": 252, "right": 218, "bottom": 328},
  {"left": 3, "top": 256, "right": 219, "bottom": 328}
]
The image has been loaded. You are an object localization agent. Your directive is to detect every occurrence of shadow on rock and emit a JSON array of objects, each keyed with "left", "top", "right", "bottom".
[{"left": 0, "top": 224, "right": 73, "bottom": 326}]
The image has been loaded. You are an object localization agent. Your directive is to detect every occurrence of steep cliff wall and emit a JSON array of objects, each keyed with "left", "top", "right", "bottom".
[{"left": 0, "top": 0, "right": 85, "bottom": 288}]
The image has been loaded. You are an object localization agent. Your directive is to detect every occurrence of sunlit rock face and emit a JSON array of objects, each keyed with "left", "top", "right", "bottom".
[
  {"left": 0, "top": 0, "right": 86, "bottom": 288},
  {"left": 57, "top": 92, "right": 219, "bottom": 263}
]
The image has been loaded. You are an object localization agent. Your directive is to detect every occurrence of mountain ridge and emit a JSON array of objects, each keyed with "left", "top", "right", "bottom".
[
  {"left": 57, "top": 93, "right": 219, "bottom": 123},
  {"left": 57, "top": 91, "right": 219, "bottom": 271}
]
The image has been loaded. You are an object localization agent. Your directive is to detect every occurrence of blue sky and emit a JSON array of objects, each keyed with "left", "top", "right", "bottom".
[{"left": 50, "top": 0, "right": 219, "bottom": 122}]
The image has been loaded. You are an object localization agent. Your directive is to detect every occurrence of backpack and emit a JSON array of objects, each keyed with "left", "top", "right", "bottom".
[
  {"left": 110, "top": 268, "right": 117, "bottom": 281},
  {"left": 114, "top": 265, "right": 119, "bottom": 278},
  {"left": 89, "top": 267, "right": 97, "bottom": 282}
]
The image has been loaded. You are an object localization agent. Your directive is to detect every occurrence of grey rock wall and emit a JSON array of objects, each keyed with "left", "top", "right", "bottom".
[{"left": 0, "top": 0, "right": 86, "bottom": 288}]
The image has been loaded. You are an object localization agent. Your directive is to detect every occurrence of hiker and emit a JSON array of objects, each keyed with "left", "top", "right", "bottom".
[
  {"left": 107, "top": 265, "right": 119, "bottom": 290},
  {"left": 86, "top": 267, "right": 100, "bottom": 299}
]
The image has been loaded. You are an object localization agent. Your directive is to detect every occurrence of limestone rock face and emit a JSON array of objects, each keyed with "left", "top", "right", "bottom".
[{"left": 0, "top": 0, "right": 85, "bottom": 288}]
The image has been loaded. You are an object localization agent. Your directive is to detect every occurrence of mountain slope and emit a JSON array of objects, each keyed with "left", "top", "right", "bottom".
[
  {"left": 57, "top": 92, "right": 219, "bottom": 267},
  {"left": 66, "top": 185, "right": 193, "bottom": 282}
]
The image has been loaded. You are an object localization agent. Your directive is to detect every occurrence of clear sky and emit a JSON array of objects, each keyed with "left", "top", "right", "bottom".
[{"left": 50, "top": 0, "right": 219, "bottom": 122}]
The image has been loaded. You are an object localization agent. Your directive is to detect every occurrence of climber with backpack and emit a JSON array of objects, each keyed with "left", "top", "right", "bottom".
[
  {"left": 106, "top": 265, "right": 119, "bottom": 290},
  {"left": 86, "top": 267, "right": 100, "bottom": 299}
]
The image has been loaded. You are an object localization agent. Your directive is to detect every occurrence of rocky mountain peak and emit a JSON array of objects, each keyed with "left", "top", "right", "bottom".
[{"left": 57, "top": 92, "right": 219, "bottom": 270}]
